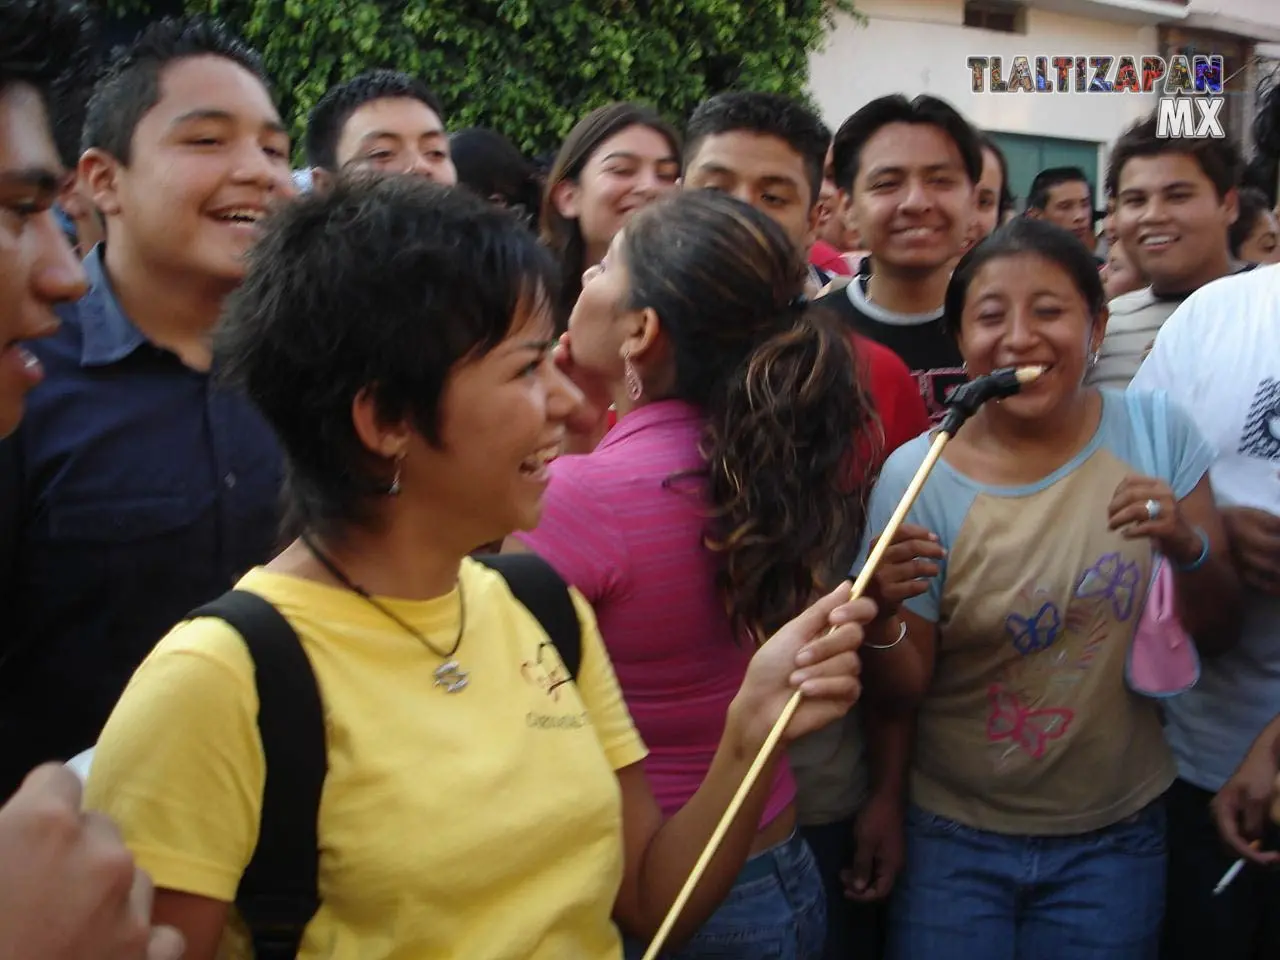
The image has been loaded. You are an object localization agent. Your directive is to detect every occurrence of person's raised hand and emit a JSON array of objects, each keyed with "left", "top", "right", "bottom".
[
  {"left": 0, "top": 763, "right": 186, "bottom": 959},
  {"left": 1212, "top": 738, "right": 1280, "bottom": 867},
  {"left": 860, "top": 522, "right": 944, "bottom": 620},
  {"left": 1221, "top": 506, "right": 1280, "bottom": 597},
  {"left": 730, "top": 583, "right": 876, "bottom": 751},
  {"left": 1107, "top": 474, "right": 1203, "bottom": 564}
]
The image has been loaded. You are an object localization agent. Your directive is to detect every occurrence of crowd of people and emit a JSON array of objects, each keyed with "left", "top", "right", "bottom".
[{"left": 1, "top": 0, "right": 1279, "bottom": 958}]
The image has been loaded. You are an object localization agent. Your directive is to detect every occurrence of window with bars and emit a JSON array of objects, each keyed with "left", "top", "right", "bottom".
[{"left": 963, "top": 1, "right": 1025, "bottom": 34}]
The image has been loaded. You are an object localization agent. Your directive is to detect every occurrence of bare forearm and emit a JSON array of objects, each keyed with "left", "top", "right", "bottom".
[
  {"left": 863, "top": 704, "right": 915, "bottom": 801},
  {"left": 1173, "top": 555, "right": 1241, "bottom": 656},
  {"left": 861, "top": 615, "right": 929, "bottom": 707},
  {"left": 1249, "top": 712, "right": 1280, "bottom": 767},
  {"left": 632, "top": 725, "right": 777, "bottom": 945}
]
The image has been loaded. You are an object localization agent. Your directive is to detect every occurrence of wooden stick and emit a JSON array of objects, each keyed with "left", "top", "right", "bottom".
[{"left": 640, "top": 428, "right": 951, "bottom": 959}]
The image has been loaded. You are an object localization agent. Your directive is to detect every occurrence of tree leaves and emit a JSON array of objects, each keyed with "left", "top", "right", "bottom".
[{"left": 99, "top": 0, "right": 857, "bottom": 158}]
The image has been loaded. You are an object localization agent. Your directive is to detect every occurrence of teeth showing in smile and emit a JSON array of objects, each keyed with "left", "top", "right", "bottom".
[
  {"left": 520, "top": 444, "right": 560, "bottom": 475},
  {"left": 1141, "top": 235, "right": 1173, "bottom": 246},
  {"left": 218, "top": 209, "right": 263, "bottom": 224}
]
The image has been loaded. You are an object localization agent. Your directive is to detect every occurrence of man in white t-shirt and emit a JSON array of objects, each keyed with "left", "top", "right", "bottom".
[{"left": 1130, "top": 263, "right": 1280, "bottom": 959}]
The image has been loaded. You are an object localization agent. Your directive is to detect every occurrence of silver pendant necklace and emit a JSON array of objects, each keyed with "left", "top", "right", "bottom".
[{"left": 302, "top": 533, "right": 469, "bottom": 693}]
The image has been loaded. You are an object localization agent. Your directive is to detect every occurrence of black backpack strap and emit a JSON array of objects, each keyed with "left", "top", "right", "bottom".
[
  {"left": 473, "top": 553, "right": 582, "bottom": 680},
  {"left": 188, "top": 591, "right": 326, "bottom": 960}
]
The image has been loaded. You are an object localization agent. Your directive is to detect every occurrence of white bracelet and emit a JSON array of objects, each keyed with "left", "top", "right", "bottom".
[{"left": 865, "top": 617, "right": 907, "bottom": 651}]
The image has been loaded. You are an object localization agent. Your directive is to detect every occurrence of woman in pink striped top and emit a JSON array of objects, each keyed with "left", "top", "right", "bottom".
[{"left": 510, "top": 191, "right": 879, "bottom": 958}]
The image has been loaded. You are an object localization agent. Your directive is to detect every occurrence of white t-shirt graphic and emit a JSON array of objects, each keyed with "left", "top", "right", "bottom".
[{"left": 1130, "top": 263, "right": 1280, "bottom": 791}]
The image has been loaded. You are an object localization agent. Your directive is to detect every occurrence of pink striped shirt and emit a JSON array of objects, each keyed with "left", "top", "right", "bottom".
[{"left": 515, "top": 400, "right": 796, "bottom": 824}]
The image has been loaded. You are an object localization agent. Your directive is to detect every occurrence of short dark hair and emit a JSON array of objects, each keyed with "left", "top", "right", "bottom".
[
  {"left": 216, "top": 176, "right": 558, "bottom": 536},
  {"left": 450, "top": 126, "right": 541, "bottom": 226},
  {"left": 1229, "top": 186, "right": 1273, "bottom": 258},
  {"left": 49, "top": 19, "right": 102, "bottom": 169},
  {"left": 82, "top": 16, "right": 269, "bottom": 164},
  {"left": 1027, "top": 166, "right": 1090, "bottom": 212},
  {"left": 0, "top": 0, "right": 88, "bottom": 109},
  {"left": 831, "top": 94, "right": 983, "bottom": 193},
  {"left": 1106, "top": 111, "right": 1242, "bottom": 199},
  {"left": 944, "top": 217, "right": 1106, "bottom": 339},
  {"left": 306, "top": 70, "right": 445, "bottom": 171},
  {"left": 684, "top": 91, "right": 831, "bottom": 205}
]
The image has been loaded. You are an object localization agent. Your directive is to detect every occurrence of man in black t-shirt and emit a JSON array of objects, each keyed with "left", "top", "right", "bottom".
[{"left": 820, "top": 94, "right": 982, "bottom": 421}]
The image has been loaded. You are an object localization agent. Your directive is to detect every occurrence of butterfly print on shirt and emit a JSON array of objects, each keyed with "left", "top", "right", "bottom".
[
  {"left": 985, "top": 684, "right": 1075, "bottom": 759},
  {"left": 1004, "top": 601, "right": 1063, "bottom": 656},
  {"left": 1074, "top": 552, "right": 1141, "bottom": 622}
]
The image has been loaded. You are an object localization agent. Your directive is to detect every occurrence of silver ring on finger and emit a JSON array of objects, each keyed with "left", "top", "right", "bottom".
[{"left": 1145, "top": 498, "right": 1161, "bottom": 521}]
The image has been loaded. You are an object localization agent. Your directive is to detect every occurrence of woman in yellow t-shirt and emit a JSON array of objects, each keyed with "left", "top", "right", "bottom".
[{"left": 84, "top": 177, "right": 876, "bottom": 960}]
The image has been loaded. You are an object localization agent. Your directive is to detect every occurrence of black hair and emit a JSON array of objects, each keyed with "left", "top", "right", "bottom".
[
  {"left": 540, "top": 102, "right": 681, "bottom": 332},
  {"left": 450, "top": 126, "right": 541, "bottom": 228},
  {"left": 944, "top": 218, "right": 1107, "bottom": 339},
  {"left": 1249, "top": 67, "right": 1280, "bottom": 208},
  {"left": 50, "top": 50, "right": 101, "bottom": 169},
  {"left": 306, "top": 69, "right": 445, "bottom": 171},
  {"left": 0, "top": 0, "right": 88, "bottom": 109},
  {"left": 1026, "top": 166, "right": 1089, "bottom": 212},
  {"left": 622, "top": 190, "right": 874, "bottom": 638},
  {"left": 1229, "top": 186, "right": 1274, "bottom": 259},
  {"left": 216, "top": 176, "right": 559, "bottom": 537},
  {"left": 977, "top": 133, "right": 1015, "bottom": 218},
  {"left": 17, "top": 0, "right": 101, "bottom": 170},
  {"left": 684, "top": 91, "right": 831, "bottom": 205},
  {"left": 831, "top": 94, "right": 983, "bottom": 193},
  {"left": 81, "top": 16, "right": 269, "bottom": 164},
  {"left": 1106, "top": 111, "right": 1242, "bottom": 199}
]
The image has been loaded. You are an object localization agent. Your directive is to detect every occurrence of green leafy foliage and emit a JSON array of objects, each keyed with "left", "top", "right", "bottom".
[{"left": 96, "top": 0, "right": 858, "bottom": 157}]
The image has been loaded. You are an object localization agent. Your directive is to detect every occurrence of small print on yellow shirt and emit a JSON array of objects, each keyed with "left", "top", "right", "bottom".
[{"left": 86, "top": 559, "right": 648, "bottom": 959}]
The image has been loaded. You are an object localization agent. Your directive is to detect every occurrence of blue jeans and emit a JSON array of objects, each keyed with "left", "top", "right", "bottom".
[
  {"left": 624, "top": 830, "right": 826, "bottom": 959},
  {"left": 888, "top": 803, "right": 1167, "bottom": 960}
]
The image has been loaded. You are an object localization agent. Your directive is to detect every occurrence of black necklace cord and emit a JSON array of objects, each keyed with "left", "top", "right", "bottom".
[{"left": 299, "top": 532, "right": 465, "bottom": 660}]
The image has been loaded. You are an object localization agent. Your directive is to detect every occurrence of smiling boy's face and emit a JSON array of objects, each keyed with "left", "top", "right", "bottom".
[
  {"left": 84, "top": 54, "right": 295, "bottom": 286},
  {"left": 684, "top": 130, "right": 820, "bottom": 253},
  {"left": 1113, "top": 151, "right": 1237, "bottom": 292},
  {"left": 850, "top": 122, "right": 974, "bottom": 273}
]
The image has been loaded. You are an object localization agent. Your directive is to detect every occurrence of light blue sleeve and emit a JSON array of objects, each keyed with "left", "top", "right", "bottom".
[
  {"left": 848, "top": 434, "right": 978, "bottom": 624},
  {"left": 1116, "top": 388, "right": 1216, "bottom": 499},
  {"left": 1161, "top": 394, "right": 1217, "bottom": 499}
]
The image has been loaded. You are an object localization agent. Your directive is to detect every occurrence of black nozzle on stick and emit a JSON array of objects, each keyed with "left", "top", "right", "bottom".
[{"left": 939, "top": 365, "right": 1046, "bottom": 435}]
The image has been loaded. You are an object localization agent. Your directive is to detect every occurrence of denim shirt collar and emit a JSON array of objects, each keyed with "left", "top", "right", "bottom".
[{"left": 76, "top": 246, "right": 149, "bottom": 368}]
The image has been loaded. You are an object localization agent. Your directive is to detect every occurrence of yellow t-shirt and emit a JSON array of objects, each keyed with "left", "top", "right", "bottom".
[{"left": 85, "top": 560, "right": 648, "bottom": 959}]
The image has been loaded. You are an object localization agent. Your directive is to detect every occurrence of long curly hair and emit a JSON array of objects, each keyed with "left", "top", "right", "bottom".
[{"left": 622, "top": 191, "right": 876, "bottom": 640}]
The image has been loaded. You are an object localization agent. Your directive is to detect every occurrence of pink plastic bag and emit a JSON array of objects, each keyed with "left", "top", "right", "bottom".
[{"left": 1126, "top": 557, "right": 1200, "bottom": 698}]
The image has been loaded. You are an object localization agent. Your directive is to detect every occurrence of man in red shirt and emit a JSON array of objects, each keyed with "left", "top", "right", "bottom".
[
  {"left": 681, "top": 90, "right": 930, "bottom": 960},
  {"left": 681, "top": 92, "right": 930, "bottom": 471}
]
